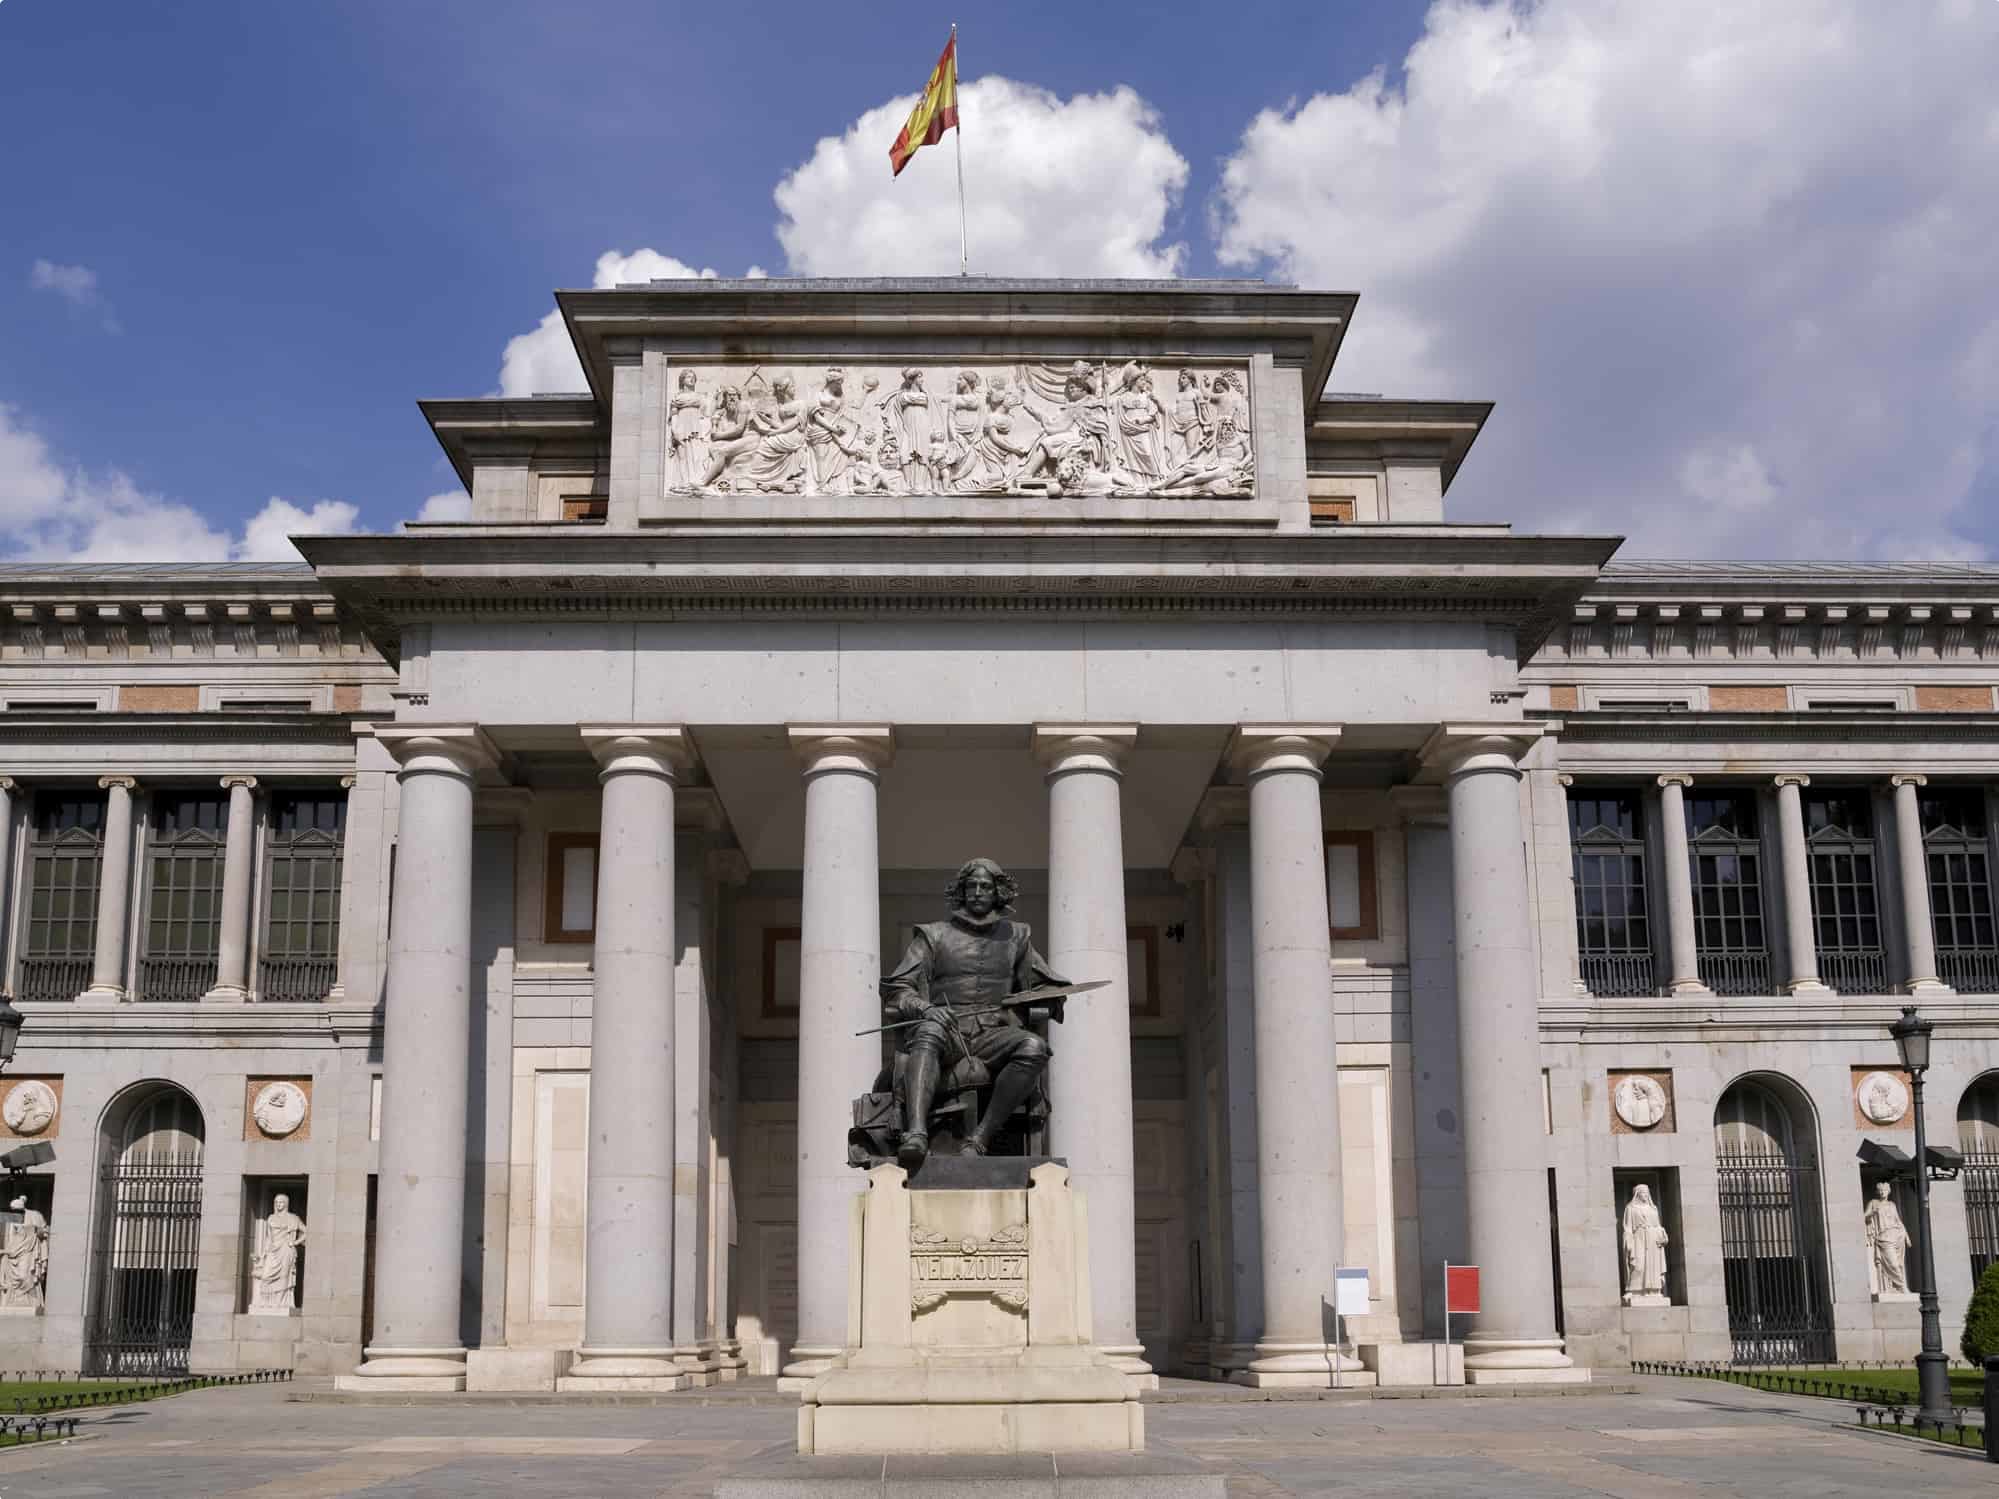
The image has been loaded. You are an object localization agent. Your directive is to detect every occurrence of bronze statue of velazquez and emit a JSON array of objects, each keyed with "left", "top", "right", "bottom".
[{"left": 858, "top": 857, "right": 1071, "bottom": 1171}]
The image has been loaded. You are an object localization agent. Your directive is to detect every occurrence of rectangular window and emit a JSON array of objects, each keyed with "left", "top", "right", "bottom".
[
  {"left": 261, "top": 790, "right": 346, "bottom": 1002},
  {"left": 544, "top": 833, "right": 599, "bottom": 943},
  {"left": 1687, "top": 790, "right": 1772, "bottom": 995},
  {"left": 1325, "top": 831, "right": 1379, "bottom": 941},
  {"left": 1568, "top": 789, "right": 1655, "bottom": 997},
  {"left": 18, "top": 791, "right": 105, "bottom": 1001},
  {"left": 1804, "top": 790, "right": 1887, "bottom": 992},
  {"left": 1920, "top": 788, "right": 1997, "bottom": 991},
  {"left": 138, "top": 791, "right": 227, "bottom": 1001}
]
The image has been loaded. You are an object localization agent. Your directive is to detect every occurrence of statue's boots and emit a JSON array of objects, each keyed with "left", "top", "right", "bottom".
[
  {"left": 898, "top": 1046, "right": 942, "bottom": 1172},
  {"left": 962, "top": 1055, "right": 1041, "bottom": 1155}
]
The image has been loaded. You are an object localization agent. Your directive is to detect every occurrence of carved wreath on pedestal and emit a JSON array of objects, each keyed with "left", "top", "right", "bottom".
[
  {"left": 1, "top": 1082, "right": 56, "bottom": 1137},
  {"left": 251, "top": 1081, "right": 308, "bottom": 1139},
  {"left": 909, "top": 1222, "right": 1030, "bottom": 1315}
]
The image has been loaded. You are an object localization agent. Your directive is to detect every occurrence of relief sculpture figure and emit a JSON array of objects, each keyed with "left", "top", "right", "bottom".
[{"left": 665, "top": 360, "right": 1254, "bottom": 499}]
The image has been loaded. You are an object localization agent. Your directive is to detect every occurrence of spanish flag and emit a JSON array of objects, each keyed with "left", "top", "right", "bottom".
[{"left": 889, "top": 32, "right": 959, "bottom": 177}]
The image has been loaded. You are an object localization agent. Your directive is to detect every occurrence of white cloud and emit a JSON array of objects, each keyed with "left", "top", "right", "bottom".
[
  {"left": 415, "top": 488, "right": 472, "bottom": 522},
  {"left": 30, "top": 259, "right": 119, "bottom": 333},
  {"left": 497, "top": 248, "right": 719, "bottom": 398},
  {"left": 1214, "top": 0, "right": 1999, "bottom": 560},
  {"left": 773, "top": 76, "right": 1188, "bottom": 278},
  {"left": 0, "top": 403, "right": 358, "bottom": 563}
]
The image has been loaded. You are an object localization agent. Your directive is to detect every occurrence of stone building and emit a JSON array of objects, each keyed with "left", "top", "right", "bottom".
[{"left": 0, "top": 278, "right": 1992, "bottom": 1385}]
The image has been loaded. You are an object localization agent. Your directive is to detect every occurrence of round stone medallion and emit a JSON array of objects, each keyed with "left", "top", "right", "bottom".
[
  {"left": 1612, "top": 1074, "right": 1668, "bottom": 1130},
  {"left": 1856, "top": 1070, "right": 1910, "bottom": 1126},
  {"left": 1, "top": 1081, "right": 56, "bottom": 1137},
  {"left": 251, "top": 1081, "right": 308, "bottom": 1139}
]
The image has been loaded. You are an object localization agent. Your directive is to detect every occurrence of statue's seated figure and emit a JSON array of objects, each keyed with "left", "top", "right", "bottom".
[{"left": 848, "top": 858, "right": 1068, "bottom": 1171}]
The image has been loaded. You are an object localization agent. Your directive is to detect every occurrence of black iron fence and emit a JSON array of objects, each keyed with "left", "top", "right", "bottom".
[
  {"left": 1699, "top": 950, "right": 1775, "bottom": 997},
  {"left": 1966, "top": 1151, "right": 1999, "bottom": 1282},
  {"left": 13, "top": 957, "right": 89, "bottom": 1003},
  {"left": 1581, "top": 952, "right": 1656, "bottom": 997},
  {"left": 1819, "top": 949, "right": 1890, "bottom": 994},
  {"left": 257, "top": 956, "right": 336, "bottom": 1003},
  {"left": 134, "top": 958, "right": 217, "bottom": 1004},
  {"left": 1938, "top": 948, "right": 1999, "bottom": 995},
  {"left": 84, "top": 1159, "right": 204, "bottom": 1376},
  {"left": 1716, "top": 1147, "right": 1835, "bottom": 1364}
]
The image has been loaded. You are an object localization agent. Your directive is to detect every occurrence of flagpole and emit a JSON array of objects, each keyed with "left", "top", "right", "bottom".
[{"left": 952, "top": 22, "right": 968, "bottom": 276}]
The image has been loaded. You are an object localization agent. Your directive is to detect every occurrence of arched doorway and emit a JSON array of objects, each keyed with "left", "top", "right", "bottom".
[
  {"left": 85, "top": 1085, "right": 205, "bottom": 1375},
  {"left": 1957, "top": 1074, "right": 1999, "bottom": 1281},
  {"left": 1714, "top": 1077, "right": 1833, "bottom": 1363}
]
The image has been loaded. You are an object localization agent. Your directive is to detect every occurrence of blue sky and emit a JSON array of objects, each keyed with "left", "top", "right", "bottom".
[{"left": 4, "top": 1, "right": 1997, "bottom": 562}]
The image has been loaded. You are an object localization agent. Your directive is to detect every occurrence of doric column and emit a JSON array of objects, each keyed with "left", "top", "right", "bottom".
[
  {"left": 0, "top": 778, "right": 17, "bottom": 980},
  {"left": 1231, "top": 726, "right": 1359, "bottom": 1387},
  {"left": 779, "top": 726, "right": 893, "bottom": 1388},
  {"left": 1655, "top": 774, "right": 1709, "bottom": 995},
  {"left": 1891, "top": 774, "right": 1952, "bottom": 995},
  {"left": 1036, "top": 724, "right": 1152, "bottom": 1386},
  {"left": 80, "top": 775, "right": 138, "bottom": 1003},
  {"left": 337, "top": 726, "right": 495, "bottom": 1391},
  {"left": 1424, "top": 725, "right": 1579, "bottom": 1381},
  {"left": 1774, "top": 775, "right": 1829, "bottom": 994},
  {"left": 205, "top": 775, "right": 258, "bottom": 1002},
  {"left": 565, "top": 727, "right": 693, "bottom": 1388}
]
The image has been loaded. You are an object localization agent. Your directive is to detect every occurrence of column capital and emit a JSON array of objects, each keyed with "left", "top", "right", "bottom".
[
  {"left": 96, "top": 775, "right": 138, "bottom": 791},
  {"left": 788, "top": 724, "right": 894, "bottom": 777},
  {"left": 1388, "top": 785, "right": 1450, "bottom": 826},
  {"left": 1033, "top": 723, "right": 1137, "bottom": 777},
  {"left": 1772, "top": 773, "right": 1811, "bottom": 789},
  {"left": 1555, "top": 773, "right": 1574, "bottom": 787},
  {"left": 219, "top": 774, "right": 259, "bottom": 792},
  {"left": 339, "top": 774, "right": 357, "bottom": 789},
  {"left": 1890, "top": 772, "right": 1928, "bottom": 789},
  {"left": 1229, "top": 724, "right": 1341, "bottom": 777},
  {"left": 581, "top": 725, "right": 694, "bottom": 780},
  {"left": 1418, "top": 721, "right": 1547, "bottom": 777},
  {"left": 374, "top": 724, "right": 499, "bottom": 779},
  {"left": 0, "top": 776, "right": 17, "bottom": 793},
  {"left": 1656, "top": 772, "right": 1695, "bottom": 789}
]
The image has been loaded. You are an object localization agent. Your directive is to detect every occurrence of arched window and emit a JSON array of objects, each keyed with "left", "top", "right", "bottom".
[
  {"left": 1958, "top": 1075, "right": 1999, "bottom": 1280},
  {"left": 86, "top": 1084, "right": 205, "bottom": 1375},
  {"left": 1714, "top": 1078, "right": 1831, "bottom": 1363}
]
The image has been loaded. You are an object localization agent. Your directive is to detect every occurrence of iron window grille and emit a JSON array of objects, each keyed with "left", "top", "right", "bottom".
[
  {"left": 17, "top": 791, "right": 105, "bottom": 1002},
  {"left": 260, "top": 791, "right": 345, "bottom": 1002},
  {"left": 1804, "top": 791, "right": 1888, "bottom": 993},
  {"left": 1714, "top": 1081, "right": 1834, "bottom": 1365},
  {"left": 137, "top": 792, "right": 227, "bottom": 1002},
  {"left": 1568, "top": 789, "right": 1656, "bottom": 997},
  {"left": 1961, "top": 1079, "right": 1999, "bottom": 1282},
  {"left": 1919, "top": 788, "right": 1999, "bottom": 993},
  {"left": 85, "top": 1088, "right": 204, "bottom": 1376},
  {"left": 1688, "top": 791, "right": 1774, "bottom": 995}
]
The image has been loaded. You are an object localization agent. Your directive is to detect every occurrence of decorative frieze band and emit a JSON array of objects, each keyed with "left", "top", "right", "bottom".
[{"left": 1559, "top": 599, "right": 1999, "bottom": 664}]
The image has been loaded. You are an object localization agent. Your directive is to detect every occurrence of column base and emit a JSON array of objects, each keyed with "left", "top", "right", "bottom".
[
  {"left": 335, "top": 1345, "right": 467, "bottom": 1393},
  {"left": 75, "top": 985, "right": 126, "bottom": 1007},
  {"left": 671, "top": 1342, "right": 721, "bottom": 1387},
  {"left": 1229, "top": 1343, "right": 1375, "bottom": 1389},
  {"left": 1901, "top": 979, "right": 1956, "bottom": 997},
  {"left": 776, "top": 1343, "right": 844, "bottom": 1392},
  {"left": 1784, "top": 979, "right": 1833, "bottom": 995},
  {"left": 558, "top": 1347, "right": 691, "bottom": 1392},
  {"left": 201, "top": 984, "right": 249, "bottom": 1004},
  {"left": 1462, "top": 1336, "right": 1586, "bottom": 1384},
  {"left": 1100, "top": 1343, "right": 1160, "bottom": 1391},
  {"left": 1666, "top": 980, "right": 1713, "bottom": 997}
]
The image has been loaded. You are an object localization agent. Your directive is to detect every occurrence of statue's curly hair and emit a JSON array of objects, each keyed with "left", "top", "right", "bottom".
[{"left": 945, "top": 856, "right": 1017, "bottom": 912}]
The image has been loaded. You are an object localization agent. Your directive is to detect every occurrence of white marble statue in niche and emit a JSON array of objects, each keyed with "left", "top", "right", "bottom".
[
  {"left": 249, "top": 1193, "right": 306, "bottom": 1314},
  {"left": 0, "top": 1197, "right": 48, "bottom": 1312},
  {"left": 664, "top": 360, "right": 1255, "bottom": 499},
  {"left": 1620, "top": 1184, "right": 1671, "bottom": 1306},
  {"left": 1864, "top": 1180, "right": 1914, "bottom": 1300}
]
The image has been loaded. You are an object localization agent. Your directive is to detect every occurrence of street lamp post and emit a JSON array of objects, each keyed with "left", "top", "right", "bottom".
[{"left": 1890, "top": 1004, "right": 1953, "bottom": 1425}]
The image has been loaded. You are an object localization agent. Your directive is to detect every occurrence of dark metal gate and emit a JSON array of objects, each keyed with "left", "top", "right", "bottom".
[
  {"left": 85, "top": 1158, "right": 204, "bottom": 1375},
  {"left": 1716, "top": 1147, "right": 1834, "bottom": 1364},
  {"left": 1965, "top": 1151, "right": 1999, "bottom": 1282}
]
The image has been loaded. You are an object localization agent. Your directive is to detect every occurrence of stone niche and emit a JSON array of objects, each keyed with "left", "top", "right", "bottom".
[{"left": 797, "top": 1161, "right": 1143, "bottom": 1456}]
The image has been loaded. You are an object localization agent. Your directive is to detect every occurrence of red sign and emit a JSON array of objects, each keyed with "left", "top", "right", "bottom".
[{"left": 1445, "top": 1264, "right": 1481, "bottom": 1315}]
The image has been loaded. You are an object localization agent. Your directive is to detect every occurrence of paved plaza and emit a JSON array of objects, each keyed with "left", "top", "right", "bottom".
[{"left": 0, "top": 1377, "right": 1988, "bottom": 1497}]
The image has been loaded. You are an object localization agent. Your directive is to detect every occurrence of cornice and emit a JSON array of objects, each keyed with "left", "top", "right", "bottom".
[{"left": 1539, "top": 708, "right": 1999, "bottom": 743}]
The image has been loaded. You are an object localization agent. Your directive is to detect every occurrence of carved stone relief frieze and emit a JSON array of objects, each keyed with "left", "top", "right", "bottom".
[{"left": 664, "top": 361, "right": 1254, "bottom": 499}]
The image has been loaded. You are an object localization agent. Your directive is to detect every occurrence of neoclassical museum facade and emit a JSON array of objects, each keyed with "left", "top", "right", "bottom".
[{"left": 0, "top": 279, "right": 1995, "bottom": 1385}]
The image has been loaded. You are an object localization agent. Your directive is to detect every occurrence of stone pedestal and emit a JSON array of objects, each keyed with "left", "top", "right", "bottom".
[
  {"left": 1360, "top": 1341, "right": 1465, "bottom": 1387},
  {"left": 1622, "top": 1293, "right": 1671, "bottom": 1309},
  {"left": 798, "top": 1162, "right": 1144, "bottom": 1456}
]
